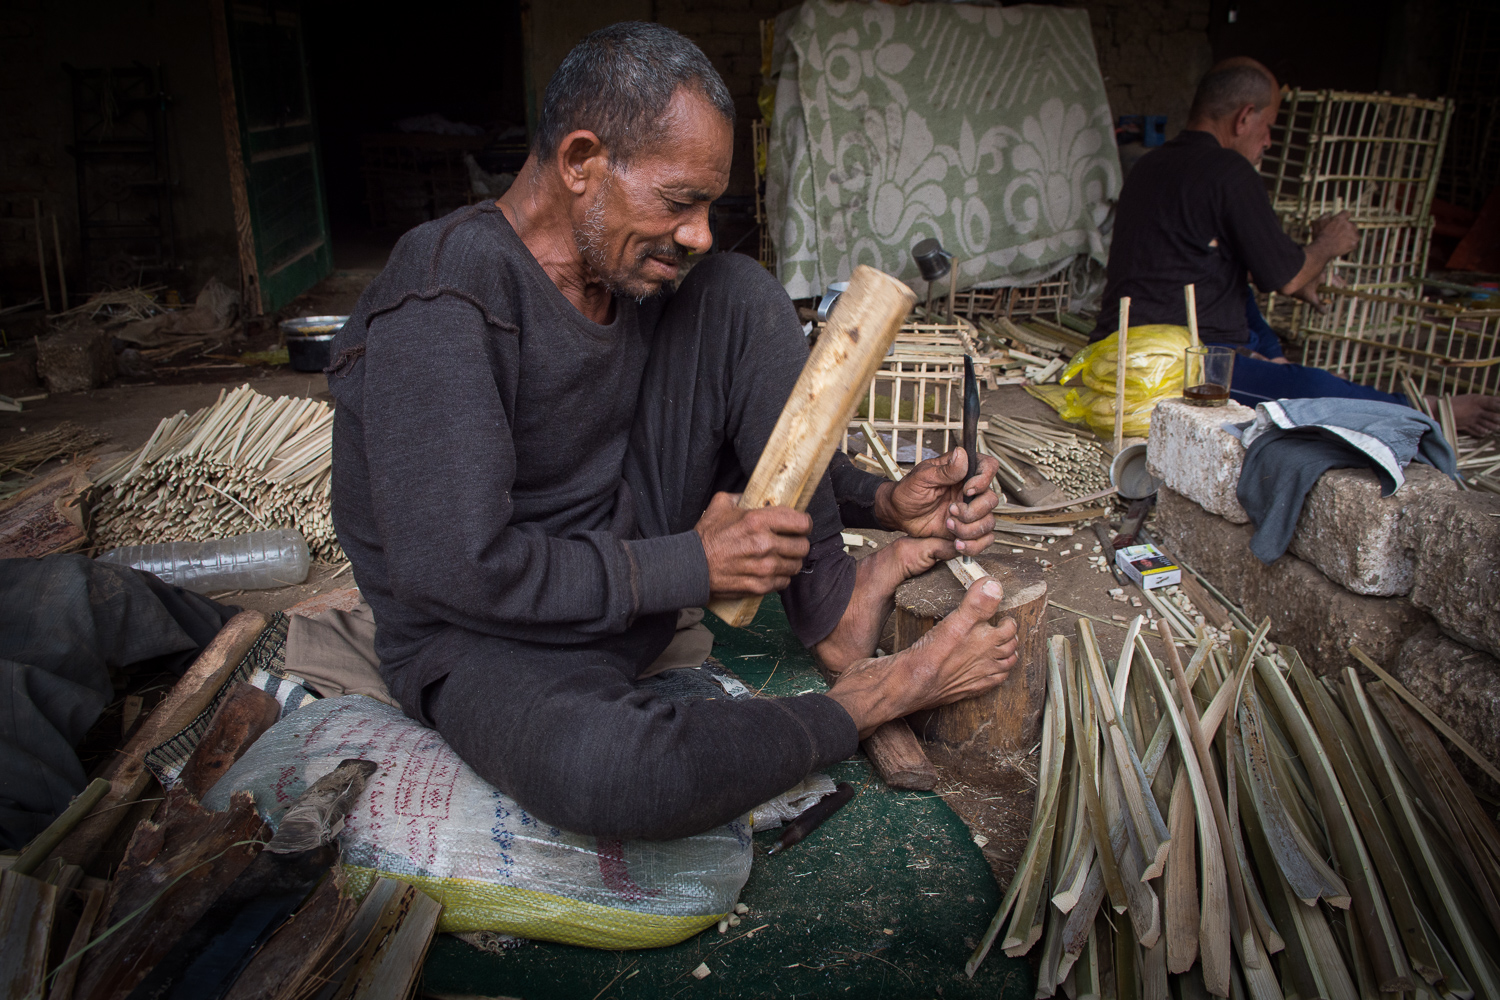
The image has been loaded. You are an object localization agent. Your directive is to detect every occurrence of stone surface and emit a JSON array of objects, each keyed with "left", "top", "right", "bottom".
[
  {"left": 1393, "top": 625, "right": 1500, "bottom": 793},
  {"left": 1289, "top": 464, "right": 1458, "bottom": 597},
  {"left": 35, "top": 325, "right": 114, "bottom": 393},
  {"left": 1153, "top": 486, "right": 1432, "bottom": 673},
  {"left": 1146, "top": 397, "right": 1256, "bottom": 523},
  {"left": 1400, "top": 489, "right": 1500, "bottom": 659}
]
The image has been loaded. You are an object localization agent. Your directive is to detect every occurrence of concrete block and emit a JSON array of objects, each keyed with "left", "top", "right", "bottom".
[
  {"left": 1400, "top": 489, "right": 1500, "bottom": 659},
  {"left": 1146, "top": 397, "right": 1256, "bottom": 523},
  {"left": 1289, "top": 464, "right": 1457, "bottom": 597},
  {"left": 35, "top": 324, "right": 114, "bottom": 393},
  {"left": 1393, "top": 626, "right": 1500, "bottom": 791},
  {"left": 1153, "top": 486, "right": 1432, "bottom": 673}
]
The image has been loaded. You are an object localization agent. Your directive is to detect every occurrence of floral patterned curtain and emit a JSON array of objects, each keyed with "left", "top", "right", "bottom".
[{"left": 765, "top": 1, "right": 1121, "bottom": 300}]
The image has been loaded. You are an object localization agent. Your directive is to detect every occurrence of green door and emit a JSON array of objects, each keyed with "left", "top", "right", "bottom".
[{"left": 222, "top": 1, "right": 332, "bottom": 313}]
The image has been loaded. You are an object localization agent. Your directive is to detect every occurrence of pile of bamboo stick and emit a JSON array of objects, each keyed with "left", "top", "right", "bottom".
[
  {"left": 91, "top": 384, "right": 341, "bottom": 562},
  {"left": 0, "top": 421, "right": 109, "bottom": 500},
  {"left": 983, "top": 415, "right": 1113, "bottom": 499},
  {"left": 1457, "top": 435, "right": 1500, "bottom": 494},
  {"left": 969, "top": 614, "right": 1500, "bottom": 998}
]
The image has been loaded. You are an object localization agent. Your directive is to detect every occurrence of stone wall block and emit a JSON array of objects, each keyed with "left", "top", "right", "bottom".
[
  {"left": 1400, "top": 490, "right": 1500, "bottom": 659},
  {"left": 1393, "top": 626, "right": 1500, "bottom": 791},
  {"left": 1146, "top": 398, "right": 1256, "bottom": 523},
  {"left": 1289, "top": 464, "right": 1457, "bottom": 597},
  {"left": 1153, "top": 486, "right": 1432, "bottom": 672}
]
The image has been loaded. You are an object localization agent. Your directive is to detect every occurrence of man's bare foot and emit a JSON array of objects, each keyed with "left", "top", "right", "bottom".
[
  {"left": 813, "top": 536, "right": 951, "bottom": 677},
  {"left": 824, "top": 579, "right": 1019, "bottom": 739},
  {"left": 1430, "top": 394, "right": 1500, "bottom": 438}
]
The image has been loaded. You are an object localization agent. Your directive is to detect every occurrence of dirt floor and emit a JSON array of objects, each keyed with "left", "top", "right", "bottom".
[{"left": 3, "top": 268, "right": 1182, "bottom": 901}]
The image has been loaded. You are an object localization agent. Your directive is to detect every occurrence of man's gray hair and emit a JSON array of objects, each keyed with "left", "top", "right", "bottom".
[
  {"left": 534, "top": 22, "right": 735, "bottom": 165},
  {"left": 1189, "top": 61, "right": 1277, "bottom": 121}
]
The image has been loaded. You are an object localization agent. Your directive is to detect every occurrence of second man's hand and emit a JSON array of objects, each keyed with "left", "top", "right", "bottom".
[
  {"left": 695, "top": 491, "right": 812, "bottom": 599},
  {"left": 872, "top": 447, "right": 1000, "bottom": 556}
]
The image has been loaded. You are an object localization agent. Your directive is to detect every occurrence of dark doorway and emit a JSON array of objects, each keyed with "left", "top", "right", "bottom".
[{"left": 300, "top": 1, "right": 528, "bottom": 270}]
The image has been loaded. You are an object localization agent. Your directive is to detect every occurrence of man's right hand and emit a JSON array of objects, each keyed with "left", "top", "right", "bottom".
[
  {"left": 1310, "top": 210, "right": 1359, "bottom": 256},
  {"left": 695, "top": 491, "right": 812, "bottom": 598}
]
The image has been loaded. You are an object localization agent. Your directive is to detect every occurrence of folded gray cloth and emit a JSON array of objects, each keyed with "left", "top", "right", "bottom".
[{"left": 1235, "top": 398, "right": 1458, "bottom": 563}]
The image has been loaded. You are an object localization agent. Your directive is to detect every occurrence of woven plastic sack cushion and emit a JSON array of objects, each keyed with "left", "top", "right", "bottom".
[{"left": 202, "top": 694, "right": 751, "bottom": 949}]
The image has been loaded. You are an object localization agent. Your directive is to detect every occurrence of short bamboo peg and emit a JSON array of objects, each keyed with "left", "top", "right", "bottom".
[
  {"left": 1184, "top": 284, "right": 1199, "bottom": 349},
  {"left": 1113, "top": 296, "right": 1131, "bottom": 454}
]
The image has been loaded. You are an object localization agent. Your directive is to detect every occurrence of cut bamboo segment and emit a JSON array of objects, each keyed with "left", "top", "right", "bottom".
[
  {"left": 1114, "top": 296, "right": 1131, "bottom": 454},
  {"left": 1344, "top": 667, "right": 1500, "bottom": 999},
  {"left": 1368, "top": 682, "right": 1500, "bottom": 937},
  {"left": 1156, "top": 619, "right": 1256, "bottom": 969},
  {"left": 1256, "top": 655, "right": 1412, "bottom": 992},
  {"left": 1078, "top": 619, "right": 1170, "bottom": 880},
  {"left": 1348, "top": 644, "right": 1500, "bottom": 787},
  {"left": 1101, "top": 745, "right": 1161, "bottom": 948},
  {"left": 1134, "top": 636, "right": 1210, "bottom": 782},
  {"left": 1001, "top": 642, "right": 1069, "bottom": 957},
  {"left": 1225, "top": 719, "right": 1286, "bottom": 957},
  {"left": 1237, "top": 687, "right": 1352, "bottom": 908},
  {"left": 1163, "top": 762, "right": 1199, "bottom": 973},
  {"left": 1185, "top": 284, "right": 1201, "bottom": 349},
  {"left": 969, "top": 636, "right": 1069, "bottom": 975},
  {"left": 709, "top": 265, "right": 914, "bottom": 626},
  {"left": 1286, "top": 650, "right": 1438, "bottom": 984},
  {"left": 1062, "top": 636, "right": 1128, "bottom": 917}
]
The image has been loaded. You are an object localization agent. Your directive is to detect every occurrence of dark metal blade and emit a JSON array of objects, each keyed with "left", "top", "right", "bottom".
[{"left": 963, "top": 354, "right": 979, "bottom": 492}]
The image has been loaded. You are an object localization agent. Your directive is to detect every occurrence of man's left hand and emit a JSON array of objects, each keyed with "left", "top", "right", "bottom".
[{"left": 872, "top": 448, "right": 1000, "bottom": 556}]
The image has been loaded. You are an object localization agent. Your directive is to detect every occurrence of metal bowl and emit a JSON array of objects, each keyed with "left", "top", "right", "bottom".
[
  {"left": 1109, "top": 442, "right": 1163, "bottom": 500},
  {"left": 279, "top": 315, "right": 348, "bottom": 373}
]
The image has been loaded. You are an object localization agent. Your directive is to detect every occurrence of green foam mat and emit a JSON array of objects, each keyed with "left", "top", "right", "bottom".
[{"left": 421, "top": 596, "right": 1033, "bottom": 1000}]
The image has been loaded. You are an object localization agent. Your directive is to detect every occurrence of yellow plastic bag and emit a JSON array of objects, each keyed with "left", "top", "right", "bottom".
[{"left": 1032, "top": 325, "right": 1192, "bottom": 439}]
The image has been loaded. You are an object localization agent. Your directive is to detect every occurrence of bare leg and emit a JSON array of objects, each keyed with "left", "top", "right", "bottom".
[
  {"left": 824, "top": 580, "right": 1019, "bottom": 739},
  {"left": 812, "top": 536, "right": 952, "bottom": 676}
]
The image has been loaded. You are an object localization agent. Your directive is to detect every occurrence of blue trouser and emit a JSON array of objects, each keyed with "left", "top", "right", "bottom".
[{"left": 1208, "top": 294, "right": 1409, "bottom": 408}]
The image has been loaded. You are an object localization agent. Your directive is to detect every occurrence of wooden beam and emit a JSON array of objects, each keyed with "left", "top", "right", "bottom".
[
  {"left": 708, "top": 265, "right": 914, "bottom": 627},
  {"left": 45, "top": 610, "right": 268, "bottom": 870}
]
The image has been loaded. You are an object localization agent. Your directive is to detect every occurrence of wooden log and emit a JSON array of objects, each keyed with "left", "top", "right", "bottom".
[
  {"left": 220, "top": 868, "right": 358, "bottom": 1000},
  {"left": 178, "top": 682, "right": 282, "bottom": 799},
  {"left": 894, "top": 555, "right": 1048, "bottom": 749},
  {"left": 49, "top": 885, "right": 106, "bottom": 1000},
  {"left": 0, "top": 870, "right": 58, "bottom": 1000},
  {"left": 861, "top": 720, "right": 938, "bottom": 790},
  {"left": 72, "top": 790, "right": 267, "bottom": 1000},
  {"left": 47, "top": 610, "right": 268, "bottom": 871},
  {"left": 315, "top": 877, "right": 442, "bottom": 1000},
  {"left": 0, "top": 464, "right": 92, "bottom": 559},
  {"left": 707, "top": 265, "right": 915, "bottom": 627}
]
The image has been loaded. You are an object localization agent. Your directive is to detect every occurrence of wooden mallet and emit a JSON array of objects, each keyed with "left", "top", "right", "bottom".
[{"left": 706, "top": 265, "right": 915, "bottom": 627}]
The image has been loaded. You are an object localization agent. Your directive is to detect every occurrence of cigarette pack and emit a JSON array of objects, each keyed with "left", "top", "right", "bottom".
[{"left": 1115, "top": 543, "right": 1181, "bottom": 590}]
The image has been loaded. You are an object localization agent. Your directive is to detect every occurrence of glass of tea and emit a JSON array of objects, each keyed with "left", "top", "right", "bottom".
[{"left": 1183, "top": 345, "right": 1234, "bottom": 406}]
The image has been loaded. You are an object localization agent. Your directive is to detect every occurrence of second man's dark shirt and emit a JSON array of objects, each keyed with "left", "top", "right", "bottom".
[{"left": 1090, "top": 130, "right": 1305, "bottom": 346}]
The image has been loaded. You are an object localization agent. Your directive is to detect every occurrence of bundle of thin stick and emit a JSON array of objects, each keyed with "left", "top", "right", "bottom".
[
  {"left": 968, "top": 615, "right": 1500, "bottom": 999},
  {"left": 91, "top": 384, "right": 342, "bottom": 562},
  {"left": 0, "top": 421, "right": 110, "bottom": 499},
  {"left": 1455, "top": 434, "right": 1500, "bottom": 494},
  {"left": 981, "top": 414, "right": 1113, "bottom": 500}
]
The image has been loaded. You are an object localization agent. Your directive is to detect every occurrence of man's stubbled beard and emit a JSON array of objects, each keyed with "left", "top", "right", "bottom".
[{"left": 574, "top": 167, "right": 689, "bottom": 301}]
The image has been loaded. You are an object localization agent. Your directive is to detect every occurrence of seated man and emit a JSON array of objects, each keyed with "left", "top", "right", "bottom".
[
  {"left": 327, "top": 22, "right": 1019, "bottom": 842},
  {"left": 1091, "top": 58, "right": 1500, "bottom": 437}
]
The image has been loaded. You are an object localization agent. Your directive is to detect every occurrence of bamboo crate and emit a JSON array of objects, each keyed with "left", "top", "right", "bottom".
[
  {"left": 1261, "top": 90, "right": 1453, "bottom": 225},
  {"left": 1296, "top": 287, "right": 1500, "bottom": 398},
  {"left": 953, "top": 274, "right": 1071, "bottom": 323},
  {"left": 832, "top": 322, "right": 989, "bottom": 462}
]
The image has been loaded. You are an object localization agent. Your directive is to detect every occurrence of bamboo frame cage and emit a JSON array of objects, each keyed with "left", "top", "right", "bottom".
[
  {"left": 952, "top": 273, "right": 1071, "bottom": 324},
  {"left": 1261, "top": 90, "right": 1454, "bottom": 226},
  {"left": 830, "top": 322, "right": 988, "bottom": 463},
  {"left": 1296, "top": 287, "right": 1500, "bottom": 399}
]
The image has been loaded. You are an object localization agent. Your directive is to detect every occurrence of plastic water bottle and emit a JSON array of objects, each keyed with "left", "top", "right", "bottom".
[{"left": 96, "top": 529, "right": 311, "bottom": 591}]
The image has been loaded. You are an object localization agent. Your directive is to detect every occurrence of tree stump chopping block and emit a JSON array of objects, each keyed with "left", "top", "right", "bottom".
[{"left": 892, "top": 556, "right": 1048, "bottom": 750}]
